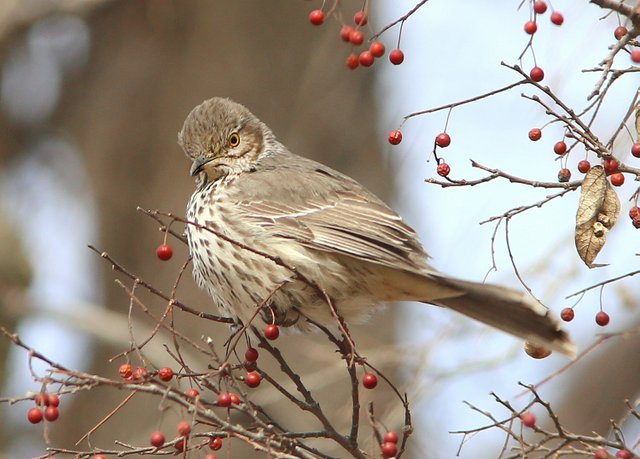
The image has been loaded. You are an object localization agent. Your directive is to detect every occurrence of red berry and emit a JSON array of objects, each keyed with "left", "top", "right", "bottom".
[
  {"left": 27, "top": 407, "right": 43, "bottom": 424},
  {"left": 435, "top": 132, "right": 451, "bottom": 147},
  {"left": 631, "top": 49, "right": 640, "bottom": 63},
  {"left": 150, "top": 431, "right": 165, "bottom": 447},
  {"left": 134, "top": 366, "right": 148, "bottom": 380},
  {"left": 217, "top": 392, "right": 232, "bottom": 407},
  {"left": 185, "top": 388, "right": 200, "bottom": 398},
  {"left": 264, "top": 324, "right": 280, "bottom": 340},
  {"left": 156, "top": 244, "right": 173, "bottom": 261},
  {"left": 384, "top": 431, "right": 399, "bottom": 444},
  {"left": 205, "top": 455, "right": 219, "bottom": 459},
  {"left": 560, "top": 307, "right": 575, "bottom": 322},
  {"left": 354, "top": 10, "right": 368, "bottom": 26},
  {"left": 34, "top": 393, "right": 50, "bottom": 406},
  {"left": 93, "top": 455, "right": 106, "bottom": 459},
  {"left": 614, "top": 26, "right": 628, "bottom": 40},
  {"left": 633, "top": 217, "right": 640, "bottom": 229},
  {"left": 550, "top": 11, "right": 564, "bottom": 25},
  {"left": 349, "top": 29, "right": 364, "bottom": 45},
  {"left": 534, "top": 1, "right": 548, "bottom": 14},
  {"left": 308, "top": 9, "right": 325, "bottom": 26},
  {"left": 370, "top": 41, "right": 385, "bottom": 58},
  {"left": 362, "top": 372, "right": 378, "bottom": 389},
  {"left": 177, "top": 420, "right": 191, "bottom": 436},
  {"left": 358, "top": 50, "right": 374, "bottom": 67},
  {"left": 629, "top": 206, "right": 640, "bottom": 220},
  {"left": 230, "top": 393, "right": 241, "bottom": 405},
  {"left": 48, "top": 394, "right": 60, "bottom": 407},
  {"left": 595, "top": 448, "right": 610, "bottom": 459},
  {"left": 524, "top": 21, "right": 538, "bottom": 34},
  {"left": 521, "top": 411, "right": 536, "bottom": 428},
  {"left": 245, "top": 347, "right": 259, "bottom": 362},
  {"left": 388, "top": 130, "right": 402, "bottom": 145},
  {"left": 529, "top": 66, "right": 544, "bottom": 82},
  {"left": 119, "top": 363, "right": 133, "bottom": 379},
  {"left": 346, "top": 53, "right": 359, "bottom": 70},
  {"left": 158, "top": 367, "right": 173, "bottom": 381},
  {"left": 44, "top": 406, "right": 59, "bottom": 422},
  {"left": 389, "top": 48, "right": 404, "bottom": 65},
  {"left": 610, "top": 172, "right": 625, "bottom": 186},
  {"left": 437, "top": 163, "right": 451, "bottom": 177},
  {"left": 340, "top": 25, "right": 354, "bottom": 42},
  {"left": 595, "top": 311, "right": 610, "bottom": 327},
  {"left": 528, "top": 128, "right": 542, "bottom": 141},
  {"left": 603, "top": 158, "right": 619, "bottom": 174},
  {"left": 381, "top": 441, "right": 398, "bottom": 458},
  {"left": 631, "top": 143, "right": 640, "bottom": 157},
  {"left": 524, "top": 342, "right": 551, "bottom": 359},
  {"left": 616, "top": 449, "right": 632, "bottom": 459},
  {"left": 210, "top": 437, "right": 223, "bottom": 451},
  {"left": 578, "top": 160, "right": 591, "bottom": 173},
  {"left": 175, "top": 438, "right": 185, "bottom": 452},
  {"left": 558, "top": 168, "right": 571, "bottom": 183},
  {"left": 245, "top": 371, "right": 262, "bottom": 388},
  {"left": 553, "top": 141, "right": 567, "bottom": 155}
]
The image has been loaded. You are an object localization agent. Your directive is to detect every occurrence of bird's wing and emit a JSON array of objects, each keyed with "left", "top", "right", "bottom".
[{"left": 232, "top": 152, "right": 432, "bottom": 274}]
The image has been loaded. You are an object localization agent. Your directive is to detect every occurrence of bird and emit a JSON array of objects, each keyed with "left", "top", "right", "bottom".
[{"left": 178, "top": 97, "right": 575, "bottom": 357}]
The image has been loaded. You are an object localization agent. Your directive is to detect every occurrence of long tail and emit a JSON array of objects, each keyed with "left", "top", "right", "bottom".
[{"left": 427, "top": 275, "right": 575, "bottom": 358}]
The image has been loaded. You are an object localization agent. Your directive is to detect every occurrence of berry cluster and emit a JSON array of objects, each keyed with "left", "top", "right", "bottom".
[
  {"left": 165, "top": 420, "right": 223, "bottom": 454},
  {"left": 118, "top": 362, "right": 150, "bottom": 381},
  {"left": 522, "top": 1, "right": 564, "bottom": 82},
  {"left": 560, "top": 306, "right": 610, "bottom": 327},
  {"left": 307, "top": 7, "right": 405, "bottom": 70},
  {"left": 389, "top": 129, "right": 454, "bottom": 178},
  {"left": 527, "top": 126, "right": 638, "bottom": 195},
  {"left": 114, "top": 361, "right": 258, "bottom": 455},
  {"left": 27, "top": 391, "right": 60, "bottom": 424},
  {"left": 244, "top": 343, "right": 262, "bottom": 387},
  {"left": 434, "top": 132, "right": 453, "bottom": 177},
  {"left": 601, "top": 157, "right": 625, "bottom": 187},
  {"left": 381, "top": 430, "right": 399, "bottom": 458},
  {"left": 610, "top": 19, "right": 639, "bottom": 63},
  {"left": 520, "top": 410, "right": 632, "bottom": 459}
]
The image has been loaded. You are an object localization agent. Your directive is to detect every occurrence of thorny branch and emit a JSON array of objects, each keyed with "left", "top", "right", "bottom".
[
  {"left": 1, "top": 208, "right": 413, "bottom": 459},
  {"left": 416, "top": 44, "right": 640, "bottom": 303},
  {"left": 453, "top": 382, "right": 638, "bottom": 458}
]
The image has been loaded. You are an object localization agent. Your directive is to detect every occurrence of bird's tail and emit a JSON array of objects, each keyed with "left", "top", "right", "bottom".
[{"left": 426, "top": 275, "right": 576, "bottom": 358}]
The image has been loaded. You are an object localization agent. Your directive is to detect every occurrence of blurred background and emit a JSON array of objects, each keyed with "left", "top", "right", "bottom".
[{"left": 0, "top": 1, "right": 638, "bottom": 458}]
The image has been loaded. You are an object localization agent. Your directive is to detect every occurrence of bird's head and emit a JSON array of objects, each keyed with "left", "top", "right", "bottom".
[{"left": 178, "top": 97, "right": 271, "bottom": 182}]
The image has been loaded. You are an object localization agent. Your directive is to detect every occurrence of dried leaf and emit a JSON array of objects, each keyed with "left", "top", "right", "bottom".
[{"left": 575, "top": 166, "right": 620, "bottom": 267}]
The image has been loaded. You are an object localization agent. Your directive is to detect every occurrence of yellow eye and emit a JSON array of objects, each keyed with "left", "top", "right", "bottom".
[{"left": 228, "top": 133, "right": 240, "bottom": 148}]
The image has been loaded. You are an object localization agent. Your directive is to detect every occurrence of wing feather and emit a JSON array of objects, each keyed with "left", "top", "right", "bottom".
[{"left": 231, "top": 151, "right": 432, "bottom": 274}]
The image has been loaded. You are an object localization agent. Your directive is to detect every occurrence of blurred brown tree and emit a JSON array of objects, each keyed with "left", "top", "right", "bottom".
[{"left": 0, "top": 1, "right": 399, "bottom": 457}]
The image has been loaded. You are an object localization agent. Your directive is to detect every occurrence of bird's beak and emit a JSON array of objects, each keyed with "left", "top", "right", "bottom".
[{"left": 190, "top": 157, "right": 210, "bottom": 176}]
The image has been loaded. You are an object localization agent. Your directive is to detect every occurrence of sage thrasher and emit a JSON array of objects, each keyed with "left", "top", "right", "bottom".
[{"left": 179, "top": 97, "right": 574, "bottom": 357}]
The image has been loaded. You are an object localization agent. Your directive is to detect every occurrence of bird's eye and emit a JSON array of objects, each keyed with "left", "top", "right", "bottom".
[{"left": 228, "top": 133, "right": 240, "bottom": 148}]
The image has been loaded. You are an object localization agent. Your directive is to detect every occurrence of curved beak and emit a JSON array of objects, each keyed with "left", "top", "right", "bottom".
[{"left": 190, "top": 157, "right": 210, "bottom": 176}]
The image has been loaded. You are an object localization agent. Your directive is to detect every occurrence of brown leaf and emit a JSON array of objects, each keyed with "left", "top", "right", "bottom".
[{"left": 575, "top": 166, "right": 620, "bottom": 267}]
